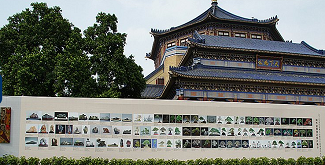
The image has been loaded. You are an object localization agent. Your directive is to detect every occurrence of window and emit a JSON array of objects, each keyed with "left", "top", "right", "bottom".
[
  {"left": 251, "top": 34, "right": 262, "bottom": 40},
  {"left": 157, "top": 78, "right": 164, "bottom": 85},
  {"left": 180, "top": 38, "right": 188, "bottom": 46},
  {"left": 167, "top": 42, "right": 176, "bottom": 48},
  {"left": 218, "top": 31, "right": 229, "bottom": 36},
  {"left": 235, "top": 33, "right": 246, "bottom": 38},
  {"left": 209, "top": 31, "right": 214, "bottom": 36}
]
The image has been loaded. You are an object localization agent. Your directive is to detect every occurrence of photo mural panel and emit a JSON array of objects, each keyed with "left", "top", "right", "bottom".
[{"left": 0, "top": 107, "right": 11, "bottom": 143}]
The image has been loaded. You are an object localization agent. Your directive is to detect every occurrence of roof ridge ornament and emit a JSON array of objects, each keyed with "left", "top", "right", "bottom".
[{"left": 211, "top": 0, "right": 218, "bottom": 15}]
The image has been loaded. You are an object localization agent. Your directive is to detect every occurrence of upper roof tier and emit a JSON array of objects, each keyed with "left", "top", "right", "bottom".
[{"left": 151, "top": 1, "right": 279, "bottom": 35}]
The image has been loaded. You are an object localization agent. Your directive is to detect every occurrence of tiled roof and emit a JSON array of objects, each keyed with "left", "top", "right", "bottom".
[
  {"left": 145, "top": 64, "right": 164, "bottom": 80},
  {"left": 151, "top": 5, "right": 277, "bottom": 34},
  {"left": 190, "top": 32, "right": 325, "bottom": 57},
  {"left": 170, "top": 64, "right": 325, "bottom": 85},
  {"left": 141, "top": 84, "right": 165, "bottom": 99}
]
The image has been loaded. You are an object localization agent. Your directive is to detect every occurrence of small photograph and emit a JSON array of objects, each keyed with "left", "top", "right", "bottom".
[
  {"left": 166, "top": 139, "right": 173, "bottom": 148},
  {"left": 274, "top": 117, "right": 281, "bottom": 125},
  {"left": 51, "top": 138, "right": 58, "bottom": 146},
  {"left": 73, "top": 125, "right": 82, "bottom": 134},
  {"left": 73, "top": 138, "right": 85, "bottom": 147},
  {"left": 209, "top": 127, "right": 220, "bottom": 136},
  {"left": 60, "top": 138, "right": 73, "bottom": 146},
  {"left": 124, "top": 139, "right": 133, "bottom": 148},
  {"left": 207, "top": 116, "right": 216, "bottom": 123},
  {"left": 200, "top": 127, "right": 209, "bottom": 136},
  {"left": 159, "top": 126, "right": 167, "bottom": 135},
  {"left": 256, "top": 128, "right": 265, "bottom": 136},
  {"left": 54, "top": 112, "right": 68, "bottom": 121},
  {"left": 303, "top": 118, "right": 312, "bottom": 126},
  {"left": 274, "top": 128, "right": 282, "bottom": 136},
  {"left": 234, "top": 116, "right": 240, "bottom": 124},
  {"left": 79, "top": 113, "right": 88, "bottom": 120},
  {"left": 245, "top": 116, "right": 252, "bottom": 125},
  {"left": 68, "top": 112, "right": 78, "bottom": 121},
  {"left": 211, "top": 140, "right": 218, "bottom": 148},
  {"left": 278, "top": 140, "right": 285, "bottom": 148},
  {"left": 166, "top": 127, "right": 174, "bottom": 136},
  {"left": 227, "top": 128, "right": 235, "bottom": 136},
  {"left": 133, "top": 114, "right": 142, "bottom": 122},
  {"left": 133, "top": 126, "right": 140, "bottom": 135},
  {"left": 248, "top": 128, "right": 257, "bottom": 136},
  {"left": 143, "top": 114, "right": 153, "bottom": 123},
  {"left": 226, "top": 140, "right": 234, "bottom": 148},
  {"left": 121, "top": 126, "right": 132, "bottom": 135},
  {"left": 26, "top": 111, "right": 42, "bottom": 120},
  {"left": 282, "top": 129, "right": 293, "bottom": 136},
  {"left": 158, "top": 139, "right": 166, "bottom": 148},
  {"left": 220, "top": 128, "right": 227, "bottom": 136},
  {"left": 106, "top": 138, "right": 119, "bottom": 148},
  {"left": 182, "top": 139, "right": 191, "bottom": 148},
  {"left": 141, "top": 139, "right": 151, "bottom": 148},
  {"left": 219, "top": 140, "right": 226, "bottom": 148},
  {"left": 162, "top": 114, "right": 170, "bottom": 123},
  {"left": 238, "top": 116, "right": 246, "bottom": 124},
  {"left": 174, "top": 127, "right": 182, "bottom": 136},
  {"left": 183, "top": 115, "right": 191, "bottom": 123},
  {"left": 96, "top": 138, "right": 107, "bottom": 147},
  {"left": 85, "top": 138, "right": 95, "bottom": 147},
  {"left": 82, "top": 125, "right": 90, "bottom": 135},
  {"left": 100, "top": 113, "right": 110, "bottom": 121},
  {"left": 271, "top": 140, "right": 278, "bottom": 148},
  {"left": 290, "top": 140, "right": 297, "bottom": 148},
  {"left": 88, "top": 113, "right": 100, "bottom": 120},
  {"left": 252, "top": 117, "right": 259, "bottom": 125},
  {"left": 307, "top": 140, "right": 313, "bottom": 148},
  {"left": 175, "top": 115, "right": 183, "bottom": 123},
  {"left": 65, "top": 125, "right": 73, "bottom": 134},
  {"left": 199, "top": 115, "right": 207, "bottom": 123},
  {"left": 284, "top": 140, "right": 291, "bottom": 148},
  {"left": 255, "top": 140, "right": 262, "bottom": 148},
  {"left": 216, "top": 116, "right": 224, "bottom": 124},
  {"left": 242, "top": 128, "right": 249, "bottom": 136},
  {"left": 49, "top": 124, "right": 55, "bottom": 133},
  {"left": 151, "top": 126, "right": 159, "bottom": 135},
  {"left": 25, "top": 137, "right": 38, "bottom": 146},
  {"left": 224, "top": 116, "right": 234, "bottom": 124},
  {"left": 90, "top": 125, "right": 100, "bottom": 134},
  {"left": 299, "top": 129, "right": 306, "bottom": 137},
  {"left": 154, "top": 114, "right": 162, "bottom": 123},
  {"left": 174, "top": 139, "right": 182, "bottom": 148},
  {"left": 293, "top": 129, "right": 299, "bottom": 137},
  {"left": 151, "top": 139, "right": 157, "bottom": 148},
  {"left": 306, "top": 129, "right": 313, "bottom": 137},
  {"left": 265, "top": 140, "right": 272, "bottom": 148},
  {"left": 250, "top": 140, "right": 257, "bottom": 148},
  {"left": 265, "top": 128, "right": 274, "bottom": 136},
  {"left": 242, "top": 140, "right": 249, "bottom": 148},
  {"left": 122, "top": 114, "right": 132, "bottom": 122},
  {"left": 101, "top": 126, "right": 112, "bottom": 135},
  {"left": 110, "top": 113, "right": 122, "bottom": 122},
  {"left": 140, "top": 126, "right": 151, "bottom": 136},
  {"left": 182, "top": 127, "right": 191, "bottom": 136},
  {"left": 191, "top": 127, "right": 200, "bottom": 136},
  {"left": 234, "top": 128, "right": 242, "bottom": 136},
  {"left": 281, "top": 118, "right": 289, "bottom": 125},
  {"left": 289, "top": 118, "right": 297, "bottom": 125},
  {"left": 201, "top": 140, "right": 211, "bottom": 148},
  {"left": 55, "top": 125, "right": 66, "bottom": 134},
  {"left": 41, "top": 112, "right": 54, "bottom": 121},
  {"left": 265, "top": 117, "right": 274, "bottom": 125},
  {"left": 37, "top": 138, "right": 48, "bottom": 148},
  {"left": 259, "top": 117, "right": 265, "bottom": 125},
  {"left": 233, "top": 140, "right": 242, "bottom": 148},
  {"left": 297, "top": 118, "right": 303, "bottom": 126},
  {"left": 190, "top": 115, "right": 199, "bottom": 123},
  {"left": 112, "top": 126, "right": 121, "bottom": 135},
  {"left": 296, "top": 140, "right": 302, "bottom": 148},
  {"left": 191, "top": 139, "right": 201, "bottom": 148},
  {"left": 169, "top": 115, "right": 176, "bottom": 123},
  {"left": 119, "top": 139, "right": 125, "bottom": 148},
  {"left": 133, "top": 139, "right": 141, "bottom": 148},
  {"left": 38, "top": 124, "right": 48, "bottom": 134}
]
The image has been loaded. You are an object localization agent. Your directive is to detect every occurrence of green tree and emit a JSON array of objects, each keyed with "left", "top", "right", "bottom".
[{"left": 83, "top": 12, "right": 145, "bottom": 98}]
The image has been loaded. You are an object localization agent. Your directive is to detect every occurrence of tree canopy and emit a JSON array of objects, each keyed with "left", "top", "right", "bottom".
[{"left": 0, "top": 2, "right": 145, "bottom": 98}]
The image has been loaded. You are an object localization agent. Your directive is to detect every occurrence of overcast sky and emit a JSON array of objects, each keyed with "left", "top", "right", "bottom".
[{"left": 1, "top": 0, "right": 324, "bottom": 76}]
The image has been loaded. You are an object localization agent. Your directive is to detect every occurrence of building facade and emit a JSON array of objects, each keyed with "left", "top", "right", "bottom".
[{"left": 142, "top": 0, "right": 325, "bottom": 105}]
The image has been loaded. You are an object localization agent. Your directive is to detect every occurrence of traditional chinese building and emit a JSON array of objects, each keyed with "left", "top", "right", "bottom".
[{"left": 142, "top": 0, "right": 325, "bottom": 105}]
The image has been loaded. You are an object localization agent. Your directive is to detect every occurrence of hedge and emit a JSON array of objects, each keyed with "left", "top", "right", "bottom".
[{"left": 0, "top": 155, "right": 324, "bottom": 165}]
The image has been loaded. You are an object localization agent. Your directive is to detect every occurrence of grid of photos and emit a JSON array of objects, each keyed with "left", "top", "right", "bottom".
[{"left": 25, "top": 111, "right": 314, "bottom": 150}]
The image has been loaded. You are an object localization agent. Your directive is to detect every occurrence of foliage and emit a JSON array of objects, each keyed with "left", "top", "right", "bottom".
[{"left": 0, "top": 3, "right": 145, "bottom": 98}]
